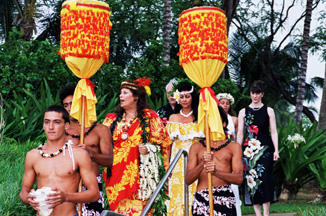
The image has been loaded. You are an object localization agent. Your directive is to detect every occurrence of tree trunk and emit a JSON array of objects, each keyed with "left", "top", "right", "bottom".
[
  {"left": 221, "top": 0, "right": 240, "bottom": 78},
  {"left": 163, "top": 0, "right": 171, "bottom": 66},
  {"left": 294, "top": 0, "right": 313, "bottom": 124},
  {"left": 319, "top": 62, "right": 326, "bottom": 129}
]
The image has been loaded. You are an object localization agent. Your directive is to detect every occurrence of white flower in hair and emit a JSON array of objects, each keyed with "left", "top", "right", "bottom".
[
  {"left": 216, "top": 93, "right": 235, "bottom": 105},
  {"left": 173, "top": 90, "right": 181, "bottom": 104}
]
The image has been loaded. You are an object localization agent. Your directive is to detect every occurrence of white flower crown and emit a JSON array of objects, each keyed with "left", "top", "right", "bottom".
[
  {"left": 216, "top": 93, "right": 235, "bottom": 105},
  {"left": 172, "top": 86, "right": 194, "bottom": 104}
]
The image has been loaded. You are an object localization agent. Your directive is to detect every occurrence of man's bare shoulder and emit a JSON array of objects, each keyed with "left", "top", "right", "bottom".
[
  {"left": 26, "top": 148, "right": 39, "bottom": 159},
  {"left": 227, "top": 141, "right": 242, "bottom": 152},
  {"left": 93, "top": 123, "right": 110, "bottom": 133},
  {"left": 190, "top": 141, "right": 204, "bottom": 152},
  {"left": 71, "top": 144, "right": 88, "bottom": 154}
]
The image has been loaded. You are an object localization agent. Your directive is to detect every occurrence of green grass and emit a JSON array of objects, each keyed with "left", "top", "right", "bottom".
[
  {"left": 241, "top": 197, "right": 325, "bottom": 215},
  {"left": 0, "top": 138, "right": 37, "bottom": 216}
]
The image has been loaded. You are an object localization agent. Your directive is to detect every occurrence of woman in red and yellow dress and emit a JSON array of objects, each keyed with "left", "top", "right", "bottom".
[{"left": 103, "top": 78, "right": 172, "bottom": 216}]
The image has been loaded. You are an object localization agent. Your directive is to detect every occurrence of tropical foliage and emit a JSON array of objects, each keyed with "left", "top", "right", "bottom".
[{"left": 274, "top": 119, "right": 326, "bottom": 198}]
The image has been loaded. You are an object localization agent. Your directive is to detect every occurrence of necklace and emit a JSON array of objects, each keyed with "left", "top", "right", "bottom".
[
  {"left": 250, "top": 104, "right": 264, "bottom": 111},
  {"left": 199, "top": 139, "right": 231, "bottom": 151},
  {"left": 65, "top": 121, "right": 97, "bottom": 139},
  {"left": 38, "top": 142, "right": 68, "bottom": 158},
  {"left": 180, "top": 109, "right": 193, "bottom": 118},
  {"left": 121, "top": 112, "right": 138, "bottom": 140}
]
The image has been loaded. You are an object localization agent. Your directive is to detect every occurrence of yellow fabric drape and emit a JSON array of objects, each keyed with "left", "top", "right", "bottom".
[
  {"left": 183, "top": 59, "right": 226, "bottom": 141},
  {"left": 59, "top": 0, "right": 112, "bottom": 128},
  {"left": 178, "top": 7, "right": 228, "bottom": 141},
  {"left": 67, "top": 56, "right": 105, "bottom": 127}
]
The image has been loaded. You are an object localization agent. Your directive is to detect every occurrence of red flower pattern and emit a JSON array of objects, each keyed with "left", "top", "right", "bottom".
[{"left": 248, "top": 125, "right": 259, "bottom": 135}]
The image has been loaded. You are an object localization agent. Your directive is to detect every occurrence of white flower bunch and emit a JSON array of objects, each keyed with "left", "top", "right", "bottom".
[
  {"left": 216, "top": 93, "right": 235, "bottom": 105},
  {"left": 138, "top": 143, "right": 162, "bottom": 201},
  {"left": 287, "top": 133, "right": 306, "bottom": 149},
  {"left": 243, "top": 138, "right": 264, "bottom": 159}
]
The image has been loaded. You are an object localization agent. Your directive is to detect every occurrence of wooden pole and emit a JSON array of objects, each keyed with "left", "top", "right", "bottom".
[
  {"left": 204, "top": 110, "right": 214, "bottom": 216},
  {"left": 78, "top": 95, "right": 86, "bottom": 216}
]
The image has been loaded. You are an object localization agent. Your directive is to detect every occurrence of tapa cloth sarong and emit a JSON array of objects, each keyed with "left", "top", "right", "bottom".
[
  {"left": 192, "top": 185, "right": 236, "bottom": 216},
  {"left": 81, "top": 175, "right": 105, "bottom": 216}
]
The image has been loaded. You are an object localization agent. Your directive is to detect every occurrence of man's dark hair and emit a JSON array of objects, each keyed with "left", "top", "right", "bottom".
[
  {"left": 59, "top": 84, "right": 76, "bottom": 105},
  {"left": 44, "top": 105, "right": 70, "bottom": 123}
]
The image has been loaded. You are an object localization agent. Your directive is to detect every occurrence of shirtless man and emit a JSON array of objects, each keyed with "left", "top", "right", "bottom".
[
  {"left": 59, "top": 85, "right": 113, "bottom": 215},
  {"left": 185, "top": 106, "right": 243, "bottom": 216},
  {"left": 20, "top": 105, "right": 100, "bottom": 216}
]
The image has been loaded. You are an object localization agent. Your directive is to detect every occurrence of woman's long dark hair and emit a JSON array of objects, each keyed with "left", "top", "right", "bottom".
[
  {"left": 115, "top": 79, "right": 149, "bottom": 118},
  {"left": 173, "top": 81, "right": 199, "bottom": 122}
]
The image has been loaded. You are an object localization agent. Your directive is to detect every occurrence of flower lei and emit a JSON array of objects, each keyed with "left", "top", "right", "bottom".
[
  {"left": 138, "top": 142, "right": 162, "bottom": 200},
  {"left": 216, "top": 93, "right": 235, "bottom": 105},
  {"left": 242, "top": 112, "right": 268, "bottom": 196},
  {"left": 138, "top": 114, "right": 168, "bottom": 216},
  {"left": 108, "top": 111, "right": 168, "bottom": 215}
]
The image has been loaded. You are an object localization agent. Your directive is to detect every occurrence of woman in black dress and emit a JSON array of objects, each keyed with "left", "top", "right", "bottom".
[{"left": 237, "top": 81, "right": 279, "bottom": 216}]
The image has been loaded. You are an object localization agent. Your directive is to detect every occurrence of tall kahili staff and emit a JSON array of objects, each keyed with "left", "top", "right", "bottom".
[
  {"left": 178, "top": 6, "right": 228, "bottom": 216},
  {"left": 59, "top": 0, "right": 112, "bottom": 215}
]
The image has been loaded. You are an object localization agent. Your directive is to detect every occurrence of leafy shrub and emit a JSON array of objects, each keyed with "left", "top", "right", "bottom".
[
  {"left": 3, "top": 80, "right": 59, "bottom": 142},
  {"left": 274, "top": 119, "right": 326, "bottom": 198},
  {"left": 0, "top": 30, "right": 77, "bottom": 101},
  {"left": 3, "top": 79, "right": 119, "bottom": 141}
]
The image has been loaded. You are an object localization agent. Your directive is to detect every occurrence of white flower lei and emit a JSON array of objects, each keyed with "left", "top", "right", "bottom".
[
  {"left": 216, "top": 93, "right": 235, "bottom": 105},
  {"left": 138, "top": 142, "right": 162, "bottom": 201}
]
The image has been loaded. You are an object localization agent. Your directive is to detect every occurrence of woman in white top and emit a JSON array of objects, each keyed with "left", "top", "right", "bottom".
[
  {"left": 217, "top": 93, "right": 241, "bottom": 216},
  {"left": 217, "top": 93, "right": 238, "bottom": 138}
]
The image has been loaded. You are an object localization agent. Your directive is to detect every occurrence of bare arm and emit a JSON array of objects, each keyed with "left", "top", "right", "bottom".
[
  {"left": 19, "top": 150, "right": 39, "bottom": 210},
  {"left": 79, "top": 125, "right": 113, "bottom": 168},
  {"left": 236, "top": 108, "right": 245, "bottom": 145},
  {"left": 92, "top": 125, "right": 113, "bottom": 168},
  {"left": 232, "top": 116, "right": 238, "bottom": 135},
  {"left": 268, "top": 107, "right": 279, "bottom": 161},
  {"left": 185, "top": 143, "right": 204, "bottom": 185}
]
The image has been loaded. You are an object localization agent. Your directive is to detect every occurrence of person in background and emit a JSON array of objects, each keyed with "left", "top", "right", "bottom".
[
  {"left": 216, "top": 92, "right": 241, "bottom": 215},
  {"left": 102, "top": 78, "right": 172, "bottom": 215},
  {"left": 237, "top": 80, "right": 279, "bottom": 216},
  {"left": 166, "top": 80, "right": 205, "bottom": 216},
  {"left": 217, "top": 93, "right": 238, "bottom": 139},
  {"left": 157, "top": 78, "right": 178, "bottom": 124},
  {"left": 186, "top": 106, "right": 243, "bottom": 216}
]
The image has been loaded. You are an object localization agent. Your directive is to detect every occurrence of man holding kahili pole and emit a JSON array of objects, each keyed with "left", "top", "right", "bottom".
[
  {"left": 178, "top": 7, "right": 243, "bottom": 216},
  {"left": 59, "top": 0, "right": 112, "bottom": 215}
]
